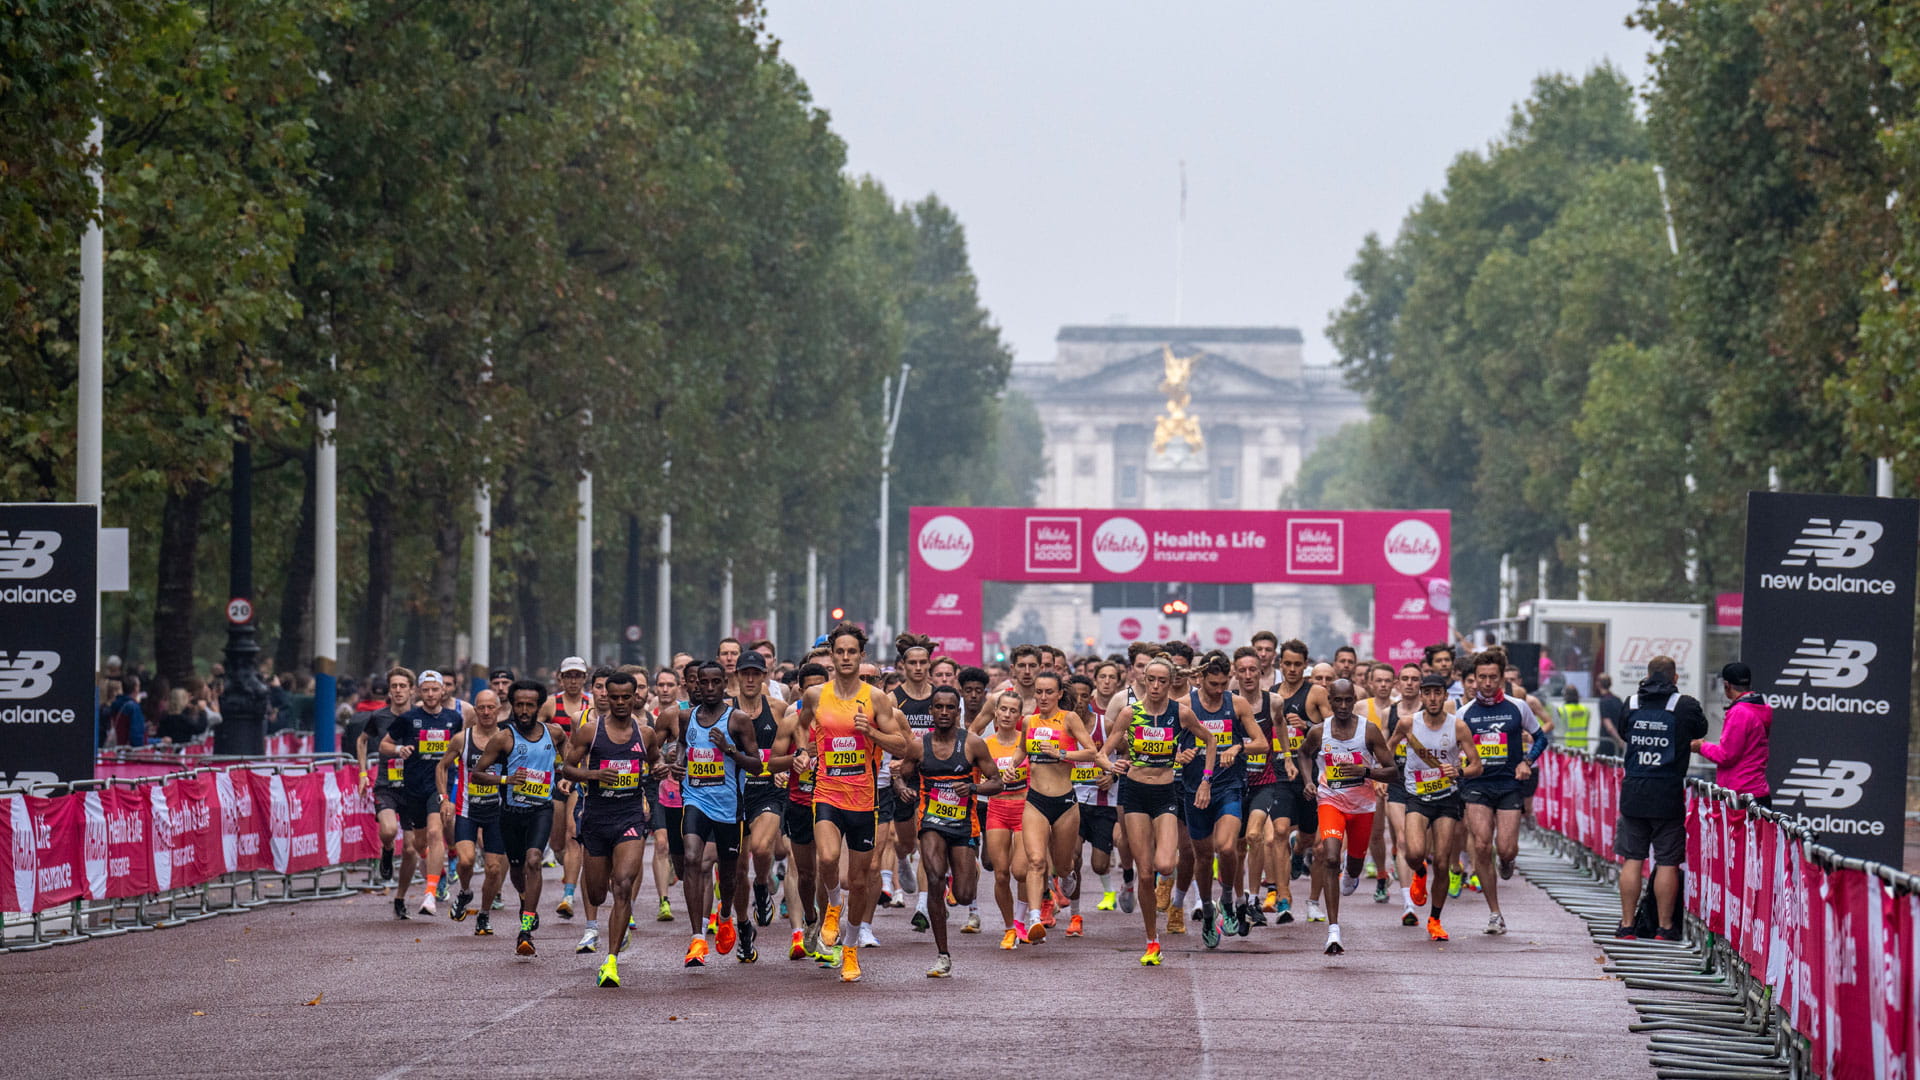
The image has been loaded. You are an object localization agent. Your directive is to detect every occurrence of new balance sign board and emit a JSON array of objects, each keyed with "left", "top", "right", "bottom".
[
  {"left": 0, "top": 504, "right": 97, "bottom": 790},
  {"left": 1744, "top": 491, "right": 1918, "bottom": 863}
]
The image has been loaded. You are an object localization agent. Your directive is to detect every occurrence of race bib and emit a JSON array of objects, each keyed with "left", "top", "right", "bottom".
[
  {"left": 1244, "top": 750, "right": 1268, "bottom": 766},
  {"left": 1412, "top": 767, "right": 1451, "bottom": 797},
  {"left": 1025, "top": 726, "right": 1063, "bottom": 758},
  {"left": 385, "top": 761, "right": 403, "bottom": 782},
  {"left": 601, "top": 758, "right": 641, "bottom": 789},
  {"left": 997, "top": 755, "right": 1028, "bottom": 788},
  {"left": 1071, "top": 764, "right": 1104, "bottom": 784},
  {"left": 1287, "top": 731, "right": 1305, "bottom": 751},
  {"left": 1134, "top": 725, "right": 1174, "bottom": 757},
  {"left": 926, "top": 786, "right": 968, "bottom": 821},
  {"left": 514, "top": 769, "right": 553, "bottom": 800},
  {"left": 824, "top": 736, "right": 867, "bottom": 776},
  {"left": 757, "top": 748, "right": 774, "bottom": 776},
  {"left": 687, "top": 746, "right": 725, "bottom": 785},
  {"left": 420, "top": 729, "right": 450, "bottom": 755},
  {"left": 1322, "top": 750, "right": 1366, "bottom": 785},
  {"left": 1476, "top": 732, "right": 1508, "bottom": 762},
  {"left": 469, "top": 778, "right": 500, "bottom": 798}
]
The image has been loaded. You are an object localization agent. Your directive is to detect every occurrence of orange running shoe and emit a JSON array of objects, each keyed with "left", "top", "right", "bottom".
[
  {"left": 1026, "top": 920, "right": 1047, "bottom": 945},
  {"left": 685, "top": 936, "right": 710, "bottom": 967},
  {"left": 1427, "top": 916, "right": 1448, "bottom": 942},
  {"left": 788, "top": 929, "right": 806, "bottom": 960},
  {"left": 1262, "top": 887, "right": 1279, "bottom": 912},
  {"left": 1040, "top": 895, "right": 1056, "bottom": 928},
  {"left": 840, "top": 944, "right": 862, "bottom": 983},
  {"left": 1066, "top": 914, "right": 1084, "bottom": 937},
  {"left": 999, "top": 928, "right": 1019, "bottom": 950},
  {"left": 1410, "top": 871, "right": 1428, "bottom": 907},
  {"left": 715, "top": 917, "right": 737, "bottom": 956},
  {"left": 821, "top": 904, "right": 842, "bottom": 947}
]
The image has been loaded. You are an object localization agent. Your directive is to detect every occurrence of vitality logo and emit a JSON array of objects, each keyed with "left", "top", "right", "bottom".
[{"left": 1782, "top": 518, "right": 1881, "bottom": 569}]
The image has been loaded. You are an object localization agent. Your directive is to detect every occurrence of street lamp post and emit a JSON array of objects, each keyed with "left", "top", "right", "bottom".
[
  {"left": 217, "top": 427, "right": 269, "bottom": 755},
  {"left": 875, "top": 366, "right": 910, "bottom": 644}
]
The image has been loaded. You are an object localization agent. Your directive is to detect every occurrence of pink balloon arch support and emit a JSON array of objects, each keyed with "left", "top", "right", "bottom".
[{"left": 907, "top": 507, "right": 1452, "bottom": 666}]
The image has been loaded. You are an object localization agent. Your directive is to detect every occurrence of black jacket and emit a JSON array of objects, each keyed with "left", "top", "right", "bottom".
[{"left": 1618, "top": 678, "right": 1709, "bottom": 818}]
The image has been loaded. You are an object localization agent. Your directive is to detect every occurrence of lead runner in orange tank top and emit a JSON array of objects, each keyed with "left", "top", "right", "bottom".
[
  {"left": 1017, "top": 672, "right": 1101, "bottom": 945},
  {"left": 794, "top": 623, "right": 908, "bottom": 983}
]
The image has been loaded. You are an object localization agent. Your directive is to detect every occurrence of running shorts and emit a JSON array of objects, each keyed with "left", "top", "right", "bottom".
[
  {"left": 396, "top": 791, "right": 441, "bottom": 831},
  {"left": 577, "top": 801, "right": 650, "bottom": 858},
  {"left": 1117, "top": 777, "right": 1180, "bottom": 819},
  {"left": 880, "top": 783, "right": 916, "bottom": 824},
  {"left": 784, "top": 799, "right": 815, "bottom": 847},
  {"left": 984, "top": 797, "right": 1025, "bottom": 833},
  {"left": 454, "top": 812, "right": 505, "bottom": 856},
  {"left": 498, "top": 804, "right": 554, "bottom": 866},
  {"left": 374, "top": 788, "right": 406, "bottom": 817},
  {"left": 682, "top": 804, "right": 742, "bottom": 862},
  {"left": 1245, "top": 782, "right": 1282, "bottom": 821},
  {"left": 1408, "top": 794, "right": 1465, "bottom": 822},
  {"left": 1461, "top": 785, "right": 1524, "bottom": 812},
  {"left": 1025, "top": 789, "right": 1076, "bottom": 826},
  {"left": 919, "top": 824, "right": 977, "bottom": 851},
  {"left": 1316, "top": 803, "right": 1375, "bottom": 852},
  {"left": 814, "top": 802, "right": 877, "bottom": 853},
  {"left": 743, "top": 784, "right": 787, "bottom": 824},
  {"left": 1183, "top": 782, "right": 1246, "bottom": 840},
  {"left": 1078, "top": 804, "right": 1117, "bottom": 854},
  {"left": 1518, "top": 773, "right": 1540, "bottom": 800},
  {"left": 1386, "top": 783, "right": 1411, "bottom": 807}
]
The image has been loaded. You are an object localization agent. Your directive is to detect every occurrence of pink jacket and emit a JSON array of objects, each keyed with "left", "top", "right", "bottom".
[{"left": 1699, "top": 694, "right": 1771, "bottom": 797}]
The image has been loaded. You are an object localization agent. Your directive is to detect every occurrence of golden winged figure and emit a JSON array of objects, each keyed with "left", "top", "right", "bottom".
[{"left": 1153, "top": 345, "right": 1205, "bottom": 454}]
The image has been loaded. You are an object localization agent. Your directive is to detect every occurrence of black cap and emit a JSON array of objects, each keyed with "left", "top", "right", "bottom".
[
  {"left": 488, "top": 667, "right": 515, "bottom": 681},
  {"left": 736, "top": 650, "right": 768, "bottom": 673},
  {"left": 1419, "top": 674, "right": 1449, "bottom": 689},
  {"left": 1720, "top": 661, "right": 1752, "bottom": 687}
]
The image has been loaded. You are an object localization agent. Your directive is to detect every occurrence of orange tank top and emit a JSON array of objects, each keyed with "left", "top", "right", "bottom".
[
  {"left": 984, "top": 731, "right": 1028, "bottom": 799},
  {"left": 811, "top": 680, "right": 876, "bottom": 812},
  {"left": 1022, "top": 710, "right": 1078, "bottom": 760}
]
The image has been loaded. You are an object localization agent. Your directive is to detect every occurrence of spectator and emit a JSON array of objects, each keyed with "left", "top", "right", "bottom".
[
  {"left": 1613, "top": 654, "right": 1708, "bottom": 941},
  {"left": 156, "top": 686, "right": 209, "bottom": 745},
  {"left": 1595, "top": 673, "right": 1626, "bottom": 755},
  {"left": 1692, "top": 662, "right": 1771, "bottom": 807},
  {"left": 268, "top": 673, "right": 296, "bottom": 733},
  {"left": 99, "top": 677, "right": 146, "bottom": 749},
  {"left": 1555, "top": 684, "right": 1592, "bottom": 751}
]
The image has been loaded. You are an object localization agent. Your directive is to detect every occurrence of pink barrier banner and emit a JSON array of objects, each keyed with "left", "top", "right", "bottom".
[
  {"left": 86, "top": 786, "right": 156, "bottom": 900},
  {"left": 0, "top": 794, "right": 85, "bottom": 912}
]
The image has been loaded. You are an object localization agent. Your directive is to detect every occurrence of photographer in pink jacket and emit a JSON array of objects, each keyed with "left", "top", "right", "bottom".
[{"left": 1691, "top": 662, "right": 1772, "bottom": 808}]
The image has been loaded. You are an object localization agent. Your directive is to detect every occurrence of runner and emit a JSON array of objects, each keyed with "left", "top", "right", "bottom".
[
  {"left": 772, "top": 661, "right": 830, "bottom": 959},
  {"left": 895, "top": 685, "right": 1004, "bottom": 976},
  {"left": 379, "top": 670, "right": 462, "bottom": 918},
  {"left": 1380, "top": 661, "right": 1425, "bottom": 923},
  {"left": 560, "top": 669, "right": 657, "bottom": 987},
  {"left": 1179, "top": 653, "right": 1267, "bottom": 947},
  {"left": 663, "top": 659, "right": 760, "bottom": 967},
  {"left": 1079, "top": 661, "right": 1126, "bottom": 916},
  {"left": 1017, "top": 671, "right": 1100, "bottom": 946},
  {"left": 1331, "top": 645, "right": 1359, "bottom": 683},
  {"left": 435, "top": 689, "right": 506, "bottom": 932},
  {"left": 647, "top": 666, "right": 684, "bottom": 923},
  {"left": 1458, "top": 647, "right": 1547, "bottom": 934},
  {"left": 954, "top": 665, "right": 994, "bottom": 933},
  {"left": 1388, "top": 673, "right": 1482, "bottom": 940},
  {"left": 543, "top": 656, "right": 591, "bottom": 917},
  {"left": 355, "top": 667, "right": 414, "bottom": 892},
  {"left": 1230, "top": 647, "right": 1280, "bottom": 930},
  {"left": 974, "top": 643, "right": 1041, "bottom": 730},
  {"left": 472, "top": 679, "right": 563, "bottom": 956},
  {"left": 1361, "top": 662, "right": 1401, "bottom": 909},
  {"left": 731, "top": 649, "right": 789, "bottom": 936},
  {"left": 793, "top": 623, "right": 910, "bottom": 983},
  {"left": 1101, "top": 656, "right": 1211, "bottom": 965},
  {"left": 889, "top": 633, "right": 939, "bottom": 937},
  {"left": 980, "top": 692, "right": 1030, "bottom": 950},
  {"left": 1273, "top": 639, "right": 1329, "bottom": 921},
  {"left": 1297, "top": 678, "right": 1398, "bottom": 954}
]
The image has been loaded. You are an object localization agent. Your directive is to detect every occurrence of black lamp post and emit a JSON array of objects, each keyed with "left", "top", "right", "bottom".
[{"left": 216, "top": 426, "right": 269, "bottom": 755}]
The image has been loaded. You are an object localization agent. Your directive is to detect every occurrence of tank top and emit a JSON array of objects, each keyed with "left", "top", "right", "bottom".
[
  {"left": 1402, "top": 716, "right": 1461, "bottom": 801},
  {"left": 1125, "top": 698, "right": 1180, "bottom": 772},
  {"left": 1072, "top": 707, "right": 1112, "bottom": 807},
  {"left": 1459, "top": 697, "right": 1530, "bottom": 790},
  {"left": 893, "top": 684, "right": 936, "bottom": 738},
  {"left": 551, "top": 692, "right": 590, "bottom": 732},
  {"left": 811, "top": 680, "right": 876, "bottom": 812},
  {"left": 584, "top": 717, "right": 648, "bottom": 804},
  {"left": 1365, "top": 698, "right": 1407, "bottom": 765},
  {"left": 1182, "top": 688, "right": 1243, "bottom": 789},
  {"left": 917, "top": 731, "right": 978, "bottom": 836},
  {"left": 1316, "top": 720, "right": 1378, "bottom": 814},
  {"left": 1022, "top": 709, "right": 1079, "bottom": 762},
  {"left": 983, "top": 731, "right": 1028, "bottom": 799},
  {"left": 457, "top": 727, "right": 503, "bottom": 817},
  {"left": 740, "top": 698, "right": 779, "bottom": 794},
  {"left": 682, "top": 705, "right": 740, "bottom": 822},
  {"left": 1277, "top": 682, "right": 1312, "bottom": 786},
  {"left": 1243, "top": 690, "right": 1278, "bottom": 786},
  {"left": 502, "top": 722, "right": 558, "bottom": 809}
]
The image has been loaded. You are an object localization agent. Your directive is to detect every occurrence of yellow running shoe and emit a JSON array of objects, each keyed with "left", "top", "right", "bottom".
[
  {"left": 1139, "top": 942, "right": 1163, "bottom": 966},
  {"left": 840, "top": 944, "right": 862, "bottom": 983},
  {"left": 1166, "top": 904, "right": 1186, "bottom": 935},
  {"left": 821, "top": 904, "right": 842, "bottom": 947},
  {"left": 788, "top": 929, "right": 807, "bottom": 961},
  {"left": 999, "top": 928, "right": 1019, "bottom": 950},
  {"left": 1096, "top": 891, "right": 1118, "bottom": 912},
  {"left": 596, "top": 953, "right": 620, "bottom": 988},
  {"left": 1262, "top": 887, "right": 1279, "bottom": 912}
]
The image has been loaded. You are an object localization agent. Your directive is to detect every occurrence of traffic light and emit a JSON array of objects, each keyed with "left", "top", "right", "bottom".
[
  {"left": 829, "top": 606, "right": 846, "bottom": 621},
  {"left": 1161, "top": 598, "right": 1189, "bottom": 617}
]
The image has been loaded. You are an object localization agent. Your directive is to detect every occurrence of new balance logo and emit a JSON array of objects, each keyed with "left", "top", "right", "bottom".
[
  {"left": 1395, "top": 597, "right": 1427, "bottom": 616},
  {"left": 1773, "top": 758, "right": 1870, "bottom": 809},
  {"left": 0, "top": 531, "right": 60, "bottom": 580},
  {"left": 1782, "top": 518, "right": 1881, "bottom": 569},
  {"left": 929, "top": 593, "right": 960, "bottom": 610},
  {"left": 0, "top": 651, "right": 59, "bottom": 699},
  {"left": 1777, "top": 638, "right": 1876, "bottom": 689}
]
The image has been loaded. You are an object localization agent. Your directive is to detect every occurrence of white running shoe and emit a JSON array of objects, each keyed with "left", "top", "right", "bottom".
[
  {"left": 1118, "top": 887, "right": 1136, "bottom": 914},
  {"left": 857, "top": 924, "right": 881, "bottom": 948},
  {"left": 1485, "top": 913, "right": 1507, "bottom": 935},
  {"left": 1339, "top": 874, "right": 1359, "bottom": 897},
  {"left": 1324, "top": 923, "right": 1344, "bottom": 955},
  {"left": 1306, "top": 899, "right": 1327, "bottom": 923},
  {"left": 419, "top": 893, "right": 437, "bottom": 917},
  {"left": 962, "top": 911, "right": 982, "bottom": 934},
  {"left": 575, "top": 926, "right": 599, "bottom": 954}
]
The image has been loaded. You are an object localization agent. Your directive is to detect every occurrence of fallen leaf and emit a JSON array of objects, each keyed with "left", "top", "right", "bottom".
[
  {"left": 668, "top": 1016, "right": 678, "bottom": 1021},
  {"left": 303, "top": 993, "right": 324, "bottom": 1006},
  {"left": 190, "top": 1011, "right": 206, "bottom": 1017},
  {"left": 414, "top": 938, "right": 422, "bottom": 943},
  {"left": 1537, "top": 1058, "right": 1553, "bottom": 1063}
]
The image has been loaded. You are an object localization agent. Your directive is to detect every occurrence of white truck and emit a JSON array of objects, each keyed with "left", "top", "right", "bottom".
[{"left": 1503, "top": 599, "right": 1709, "bottom": 704}]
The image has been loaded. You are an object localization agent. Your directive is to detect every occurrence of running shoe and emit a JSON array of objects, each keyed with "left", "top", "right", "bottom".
[
  {"left": 393, "top": 897, "right": 411, "bottom": 920},
  {"left": 706, "top": 911, "right": 717, "bottom": 936},
  {"left": 789, "top": 929, "right": 808, "bottom": 960},
  {"left": 491, "top": 896, "right": 504, "bottom": 910},
  {"left": 1410, "top": 871, "right": 1429, "bottom": 907},
  {"left": 803, "top": 921, "right": 823, "bottom": 958},
  {"left": 436, "top": 877, "right": 450, "bottom": 902},
  {"left": 1262, "top": 886, "right": 1279, "bottom": 912},
  {"left": 543, "top": 855, "right": 559, "bottom": 868},
  {"left": 1427, "top": 916, "right": 1448, "bottom": 941},
  {"left": 945, "top": 882, "right": 957, "bottom": 907},
  {"left": 1220, "top": 901, "right": 1241, "bottom": 939},
  {"left": 1448, "top": 869, "right": 1463, "bottom": 898},
  {"left": 1401, "top": 908, "right": 1418, "bottom": 927},
  {"left": 715, "top": 917, "right": 737, "bottom": 955},
  {"left": 451, "top": 890, "right": 474, "bottom": 921},
  {"left": 888, "top": 891, "right": 907, "bottom": 909},
  {"left": 1306, "top": 899, "right": 1327, "bottom": 923},
  {"left": 961, "top": 911, "right": 982, "bottom": 934},
  {"left": 1155, "top": 876, "right": 1173, "bottom": 914},
  {"left": 856, "top": 924, "right": 880, "bottom": 948},
  {"left": 656, "top": 896, "right": 674, "bottom": 922},
  {"left": 1653, "top": 925, "right": 1683, "bottom": 943},
  {"left": 1290, "top": 853, "right": 1308, "bottom": 880},
  {"left": 419, "top": 893, "right": 437, "bottom": 917},
  {"left": 899, "top": 862, "right": 918, "bottom": 894},
  {"left": 821, "top": 904, "right": 842, "bottom": 947},
  {"left": 1498, "top": 857, "right": 1515, "bottom": 881},
  {"left": 1119, "top": 887, "right": 1135, "bottom": 914},
  {"left": 1362, "top": 858, "right": 1377, "bottom": 877},
  {"left": 474, "top": 913, "right": 493, "bottom": 936},
  {"left": 1324, "top": 923, "right": 1344, "bottom": 955},
  {"left": 1484, "top": 913, "right": 1507, "bottom": 935},
  {"left": 575, "top": 926, "right": 598, "bottom": 954},
  {"left": 378, "top": 848, "right": 394, "bottom": 882},
  {"left": 878, "top": 889, "right": 894, "bottom": 909},
  {"left": 684, "top": 936, "right": 709, "bottom": 968},
  {"left": 1025, "top": 920, "right": 1047, "bottom": 945},
  {"left": 927, "top": 954, "right": 953, "bottom": 978},
  {"left": 1468, "top": 874, "right": 1482, "bottom": 893},
  {"left": 1200, "top": 905, "right": 1220, "bottom": 949},
  {"left": 1372, "top": 879, "right": 1389, "bottom": 904},
  {"left": 840, "top": 945, "right": 862, "bottom": 982},
  {"left": 1066, "top": 914, "right": 1084, "bottom": 937},
  {"left": 515, "top": 930, "right": 535, "bottom": 956},
  {"left": 1276, "top": 898, "right": 1294, "bottom": 924},
  {"left": 555, "top": 896, "right": 574, "bottom": 920},
  {"left": 1240, "top": 901, "right": 1259, "bottom": 933},
  {"left": 1040, "top": 895, "right": 1056, "bottom": 928},
  {"left": 1165, "top": 905, "right": 1186, "bottom": 935},
  {"left": 815, "top": 944, "right": 842, "bottom": 968},
  {"left": 1096, "top": 890, "right": 1118, "bottom": 912},
  {"left": 911, "top": 909, "right": 930, "bottom": 933},
  {"left": 1000, "top": 928, "right": 1019, "bottom": 950},
  {"left": 1139, "top": 942, "right": 1163, "bottom": 966},
  {"left": 1339, "top": 874, "right": 1359, "bottom": 897},
  {"left": 1611, "top": 924, "right": 1638, "bottom": 940},
  {"left": 736, "top": 920, "right": 757, "bottom": 963},
  {"left": 753, "top": 880, "right": 773, "bottom": 927}
]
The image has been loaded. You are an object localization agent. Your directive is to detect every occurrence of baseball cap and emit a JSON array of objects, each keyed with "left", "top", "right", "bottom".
[
  {"left": 488, "top": 667, "right": 515, "bottom": 681},
  {"left": 418, "top": 670, "right": 445, "bottom": 687},
  {"left": 812, "top": 635, "right": 830, "bottom": 648},
  {"left": 1418, "top": 674, "right": 1449, "bottom": 690},
  {"left": 559, "top": 656, "right": 588, "bottom": 674},
  {"left": 1720, "top": 661, "right": 1752, "bottom": 687},
  {"left": 736, "top": 650, "right": 768, "bottom": 673}
]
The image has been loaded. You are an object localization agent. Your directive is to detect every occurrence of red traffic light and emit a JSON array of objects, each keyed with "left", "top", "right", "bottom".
[
  {"left": 830, "top": 607, "right": 846, "bottom": 621},
  {"left": 1161, "top": 599, "right": 1189, "bottom": 616}
]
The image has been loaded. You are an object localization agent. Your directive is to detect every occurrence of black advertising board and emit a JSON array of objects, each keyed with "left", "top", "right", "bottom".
[
  {"left": 0, "top": 504, "right": 97, "bottom": 789},
  {"left": 1743, "top": 491, "right": 1918, "bottom": 864}
]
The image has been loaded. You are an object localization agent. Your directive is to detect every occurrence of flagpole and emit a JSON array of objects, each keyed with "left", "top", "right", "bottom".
[{"left": 1174, "top": 160, "right": 1186, "bottom": 325}]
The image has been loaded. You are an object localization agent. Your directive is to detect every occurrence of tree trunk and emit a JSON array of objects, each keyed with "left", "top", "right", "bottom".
[
  {"left": 353, "top": 488, "right": 394, "bottom": 680},
  {"left": 424, "top": 510, "right": 461, "bottom": 667},
  {"left": 274, "top": 444, "right": 317, "bottom": 675},
  {"left": 154, "top": 480, "right": 209, "bottom": 686}
]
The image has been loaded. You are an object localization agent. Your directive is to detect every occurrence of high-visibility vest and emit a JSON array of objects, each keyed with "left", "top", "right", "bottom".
[{"left": 1556, "top": 703, "right": 1592, "bottom": 749}]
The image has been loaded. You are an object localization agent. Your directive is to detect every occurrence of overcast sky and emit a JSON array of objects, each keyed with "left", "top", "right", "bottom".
[{"left": 765, "top": 1, "right": 1651, "bottom": 369}]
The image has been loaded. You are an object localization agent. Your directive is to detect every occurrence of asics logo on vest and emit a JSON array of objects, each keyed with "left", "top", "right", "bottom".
[
  {"left": 1773, "top": 758, "right": 1870, "bottom": 809},
  {"left": 0, "top": 530, "right": 60, "bottom": 579},
  {"left": 1777, "top": 638, "right": 1875, "bottom": 689},
  {"left": 0, "top": 651, "right": 59, "bottom": 699},
  {"left": 1781, "top": 517, "right": 1881, "bottom": 569}
]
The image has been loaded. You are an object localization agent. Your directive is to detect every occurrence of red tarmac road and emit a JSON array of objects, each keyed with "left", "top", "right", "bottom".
[{"left": 3, "top": 861, "right": 1653, "bottom": 1079}]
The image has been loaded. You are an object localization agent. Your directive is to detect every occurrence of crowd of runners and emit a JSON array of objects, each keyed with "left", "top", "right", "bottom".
[{"left": 354, "top": 627, "right": 1551, "bottom": 985}]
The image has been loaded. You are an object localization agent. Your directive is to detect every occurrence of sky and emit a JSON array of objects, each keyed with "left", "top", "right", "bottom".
[{"left": 764, "top": 1, "right": 1652, "bottom": 369}]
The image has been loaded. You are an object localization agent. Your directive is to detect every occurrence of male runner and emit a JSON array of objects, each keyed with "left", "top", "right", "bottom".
[
  {"left": 561, "top": 669, "right": 657, "bottom": 987},
  {"left": 1388, "top": 673, "right": 1482, "bottom": 940},
  {"left": 895, "top": 686, "right": 1004, "bottom": 976},
  {"left": 1074, "top": 665, "right": 1123, "bottom": 917},
  {"left": 1458, "top": 647, "right": 1548, "bottom": 934},
  {"left": 473, "top": 679, "right": 563, "bottom": 956},
  {"left": 890, "top": 633, "right": 940, "bottom": 933},
  {"left": 435, "top": 689, "right": 506, "bottom": 931},
  {"left": 1273, "top": 639, "right": 1329, "bottom": 920},
  {"left": 544, "top": 657, "right": 591, "bottom": 912},
  {"left": 1231, "top": 647, "right": 1281, "bottom": 929},
  {"left": 1331, "top": 645, "right": 1359, "bottom": 683},
  {"left": 648, "top": 666, "right": 684, "bottom": 922},
  {"left": 1360, "top": 662, "right": 1401, "bottom": 907},
  {"left": 663, "top": 660, "right": 760, "bottom": 967},
  {"left": 731, "top": 649, "right": 789, "bottom": 933},
  {"left": 953, "top": 665, "right": 993, "bottom": 933},
  {"left": 975, "top": 644, "right": 1040, "bottom": 730},
  {"left": 773, "top": 661, "right": 830, "bottom": 959},
  {"left": 355, "top": 666, "right": 414, "bottom": 889},
  {"left": 1179, "top": 653, "right": 1267, "bottom": 947},
  {"left": 379, "top": 670, "right": 462, "bottom": 918},
  {"left": 1297, "top": 678, "right": 1398, "bottom": 954},
  {"left": 1249, "top": 630, "right": 1282, "bottom": 691}
]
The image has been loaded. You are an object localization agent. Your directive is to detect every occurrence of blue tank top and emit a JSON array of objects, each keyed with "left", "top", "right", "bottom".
[
  {"left": 502, "top": 723, "right": 558, "bottom": 808},
  {"left": 681, "top": 705, "right": 740, "bottom": 822},
  {"left": 1183, "top": 687, "right": 1245, "bottom": 790}
]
